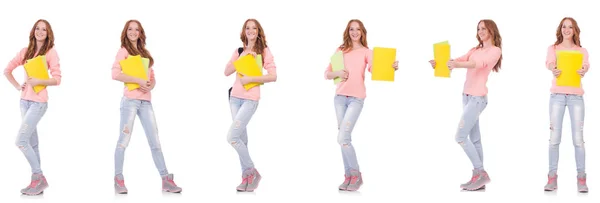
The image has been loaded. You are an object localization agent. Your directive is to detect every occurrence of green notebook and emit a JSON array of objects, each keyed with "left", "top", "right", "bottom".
[{"left": 330, "top": 51, "right": 344, "bottom": 84}]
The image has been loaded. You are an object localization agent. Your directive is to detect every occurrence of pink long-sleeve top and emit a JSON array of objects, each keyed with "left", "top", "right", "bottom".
[
  {"left": 324, "top": 47, "right": 373, "bottom": 99},
  {"left": 545, "top": 45, "right": 590, "bottom": 95},
  {"left": 453, "top": 46, "right": 502, "bottom": 96},
  {"left": 111, "top": 47, "right": 155, "bottom": 101},
  {"left": 224, "top": 47, "right": 277, "bottom": 101},
  {"left": 4, "top": 47, "right": 62, "bottom": 103}
]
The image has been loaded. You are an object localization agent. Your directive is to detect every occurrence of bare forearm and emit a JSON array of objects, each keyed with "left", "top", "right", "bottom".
[
  {"left": 38, "top": 78, "right": 58, "bottom": 86},
  {"left": 114, "top": 73, "right": 143, "bottom": 84},
  {"left": 250, "top": 74, "right": 277, "bottom": 83},
  {"left": 326, "top": 71, "right": 339, "bottom": 80}
]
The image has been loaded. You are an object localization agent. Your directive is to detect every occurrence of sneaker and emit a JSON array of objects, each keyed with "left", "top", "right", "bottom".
[
  {"left": 245, "top": 168, "right": 262, "bottom": 192},
  {"left": 338, "top": 175, "right": 351, "bottom": 190},
  {"left": 544, "top": 172, "right": 558, "bottom": 191},
  {"left": 22, "top": 174, "right": 48, "bottom": 196},
  {"left": 162, "top": 174, "right": 182, "bottom": 193},
  {"left": 461, "top": 170, "right": 486, "bottom": 190},
  {"left": 236, "top": 175, "right": 248, "bottom": 192},
  {"left": 464, "top": 170, "right": 490, "bottom": 191},
  {"left": 346, "top": 170, "right": 363, "bottom": 191},
  {"left": 114, "top": 174, "right": 128, "bottom": 194},
  {"left": 577, "top": 173, "right": 588, "bottom": 193}
]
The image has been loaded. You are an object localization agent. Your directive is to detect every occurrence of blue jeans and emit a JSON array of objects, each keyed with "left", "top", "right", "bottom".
[
  {"left": 549, "top": 93, "right": 585, "bottom": 173},
  {"left": 115, "top": 97, "right": 169, "bottom": 176},
  {"left": 227, "top": 96, "right": 259, "bottom": 173},
  {"left": 455, "top": 94, "right": 487, "bottom": 170},
  {"left": 334, "top": 95, "right": 364, "bottom": 175},
  {"left": 16, "top": 99, "right": 48, "bottom": 174}
]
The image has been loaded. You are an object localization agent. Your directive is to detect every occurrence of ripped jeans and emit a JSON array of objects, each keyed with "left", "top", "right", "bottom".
[
  {"left": 15, "top": 99, "right": 48, "bottom": 174},
  {"left": 114, "top": 97, "right": 169, "bottom": 176},
  {"left": 455, "top": 94, "right": 487, "bottom": 171},
  {"left": 549, "top": 93, "right": 585, "bottom": 173},
  {"left": 227, "top": 96, "right": 259, "bottom": 173},
  {"left": 334, "top": 95, "right": 364, "bottom": 175}
]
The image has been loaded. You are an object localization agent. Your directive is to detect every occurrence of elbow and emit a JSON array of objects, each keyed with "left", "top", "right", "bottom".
[
  {"left": 271, "top": 75, "right": 277, "bottom": 82},
  {"left": 53, "top": 78, "right": 61, "bottom": 86},
  {"left": 112, "top": 73, "right": 120, "bottom": 80}
]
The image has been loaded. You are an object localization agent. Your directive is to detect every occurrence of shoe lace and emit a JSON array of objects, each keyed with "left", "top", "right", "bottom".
[
  {"left": 28, "top": 179, "right": 40, "bottom": 188},
  {"left": 578, "top": 178, "right": 586, "bottom": 185},
  {"left": 547, "top": 176, "right": 557, "bottom": 184}
]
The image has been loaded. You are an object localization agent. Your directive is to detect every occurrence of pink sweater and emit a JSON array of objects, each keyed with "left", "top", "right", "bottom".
[
  {"left": 324, "top": 47, "right": 373, "bottom": 99},
  {"left": 545, "top": 45, "right": 590, "bottom": 95},
  {"left": 4, "top": 47, "right": 62, "bottom": 103},
  {"left": 111, "top": 47, "right": 155, "bottom": 101},
  {"left": 224, "top": 47, "right": 277, "bottom": 101},
  {"left": 454, "top": 46, "right": 502, "bottom": 96}
]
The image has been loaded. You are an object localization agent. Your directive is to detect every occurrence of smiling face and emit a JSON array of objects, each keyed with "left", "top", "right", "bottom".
[
  {"left": 561, "top": 19, "right": 574, "bottom": 40},
  {"left": 34, "top": 21, "right": 48, "bottom": 42},
  {"left": 126, "top": 21, "right": 140, "bottom": 43},
  {"left": 348, "top": 21, "right": 362, "bottom": 42},
  {"left": 477, "top": 21, "right": 490, "bottom": 42},
  {"left": 245, "top": 20, "right": 258, "bottom": 41}
]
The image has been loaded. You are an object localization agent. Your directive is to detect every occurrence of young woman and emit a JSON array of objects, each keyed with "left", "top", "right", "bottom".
[
  {"left": 543, "top": 17, "right": 589, "bottom": 193},
  {"left": 324, "top": 19, "right": 398, "bottom": 192},
  {"left": 111, "top": 20, "right": 181, "bottom": 194},
  {"left": 223, "top": 19, "right": 277, "bottom": 192},
  {"left": 3, "top": 19, "right": 61, "bottom": 196},
  {"left": 428, "top": 19, "right": 502, "bottom": 191}
]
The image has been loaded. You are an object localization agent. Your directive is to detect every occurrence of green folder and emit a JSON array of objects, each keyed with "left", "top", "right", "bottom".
[{"left": 330, "top": 51, "right": 344, "bottom": 84}]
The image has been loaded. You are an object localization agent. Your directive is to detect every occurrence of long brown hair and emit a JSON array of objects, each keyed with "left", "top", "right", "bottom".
[
  {"left": 22, "top": 19, "right": 55, "bottom": 64},
  {"left": 476, "top": 19, "right": 502, "bottom": 72},
  {"left": 240, "top": 19, "right": 268, "bottom": 55},
  {"left": 554, "top": 17, "right": 581, "bottom": 47},
  {"left": 339, "top": 19, "right": 368, "bottom": 52},
  {"left": 120, "top": 20, "right": 154, "bottom": 67}
]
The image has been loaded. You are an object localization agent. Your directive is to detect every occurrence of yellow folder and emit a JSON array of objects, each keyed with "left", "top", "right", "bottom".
[
  {"left": 556, "top": 50, "right": 584, "bottom": 88},
  {"left": 330, "top": 51, "right": 344, "bottom": 85},
  {"left": 24, "top": 55, "right": 50, "bottom": 93},
  {"left": 371, "top": 47, "right": 396, "bottom": 81},
  {"left": 433, "top": 41, "right": 451, "bottom": 78},
  {"left": 233, "top": 54, "right": 263, "bottom": 90},
  {"left": 119, "top": 55, "right": 148, "bottom": 91}
]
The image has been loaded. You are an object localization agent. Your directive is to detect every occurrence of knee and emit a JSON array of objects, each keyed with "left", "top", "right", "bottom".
[
  {"left": 337, "top": 133, "right": 351, "bottom": 147},
  {"left": 574, "top": 135, "right": 585, "bottom": 148}
]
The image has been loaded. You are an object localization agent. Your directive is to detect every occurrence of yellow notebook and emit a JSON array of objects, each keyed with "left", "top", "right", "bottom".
[
  {"left": 119, "top": 55, "right": 148, "bottom": 91},
  {"left": 556, "top": 50, "right": 584, "bottom": 88},
  {"left": 233, "top": 54, "right": 263, "bottom": 90},
  {"left": 371, "top": 47, "right": 396, "bottom": 81},
  {"left": 24, "top": 55, "right": 50, "bottom": 93},
  {"left": 330, "top": 51, "right": 344, "bottom": 85},
  {"left": 433, "top": 41, "right": 451, "bottom": 78}
]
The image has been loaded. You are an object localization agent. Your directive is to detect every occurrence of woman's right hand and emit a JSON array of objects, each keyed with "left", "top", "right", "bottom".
[
  {"left": 337, "top": 69, "right": 349, "bottom": 82},
  {"left": 552, "top": 68, "right": 561, "bottom": 77},
  {"left": 16, "top": 82, "right": 25, "bottom": 91},
  {"left": 429, "top": 60, "right": 436, "bottom": 69},
  {"left": 243, "top": 51, "right": 257, "bottom": 57}
]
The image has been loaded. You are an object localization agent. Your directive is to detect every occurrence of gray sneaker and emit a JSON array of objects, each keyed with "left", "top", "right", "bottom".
[
  {"left": 464, "top": 170, "right": 490, "bottom": 191},
  {"left": 245, "top": 168, "right": 262, "bottom": 192},
  {"left": 114, "top": 174, "right": 128, "bottom": 194},
  {"left": 544, "top": 172, "right": 558, "bottom": 191},
  {"left": 577, "top": 173, "right": 588, "bottom": 193},
  {"left": 236, "top": 175, "right": 249, "bottom": 192},
  {"left": 461, "top": 170, "right": 486, "bottom": 190},
  {"left": 162, "top": 174, "right": 182, "bottom": 193},
  {"left": 22, "top": 174, "right": 48, "bottom": 196},
  {"left": 346, "top": 170, "right": 363, "bottom": 191},
  {"left": 338, "top": 175, "right": 351, "bottom": 190}
]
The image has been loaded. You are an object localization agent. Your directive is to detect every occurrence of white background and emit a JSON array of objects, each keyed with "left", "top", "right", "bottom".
[{"left": 0, "top": 0, "right": 598, "bottom": 202}]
